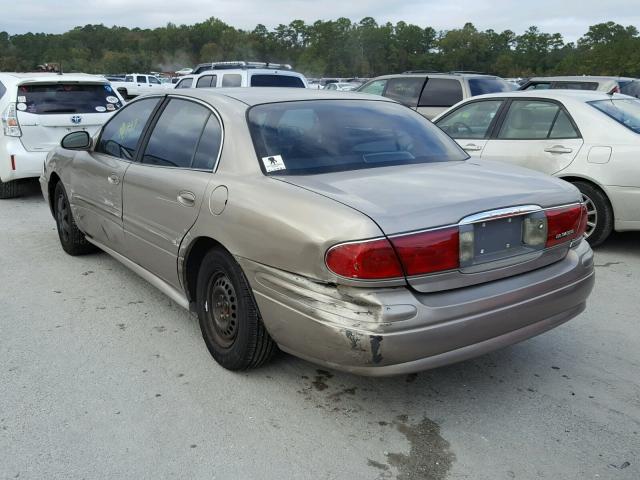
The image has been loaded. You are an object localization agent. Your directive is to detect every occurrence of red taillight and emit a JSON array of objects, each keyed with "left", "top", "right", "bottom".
[
  {"left": 545, "top": 204, "right": 584, "bottom": 247},
  {"left": 390, "top": 227, "right": 459, "bottom": 276},
  {"left": 326, "top": 227, "right": 460, "bottom": 280},
  {"left": 325, "top": 238, "right": 403, "bottom": 279},
  {"left": 576, "top": 203, "right": 588, "bottom": 238}
]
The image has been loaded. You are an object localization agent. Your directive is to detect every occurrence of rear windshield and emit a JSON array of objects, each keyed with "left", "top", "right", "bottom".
[
  {"left": 17, "top": 83, "right": 122, "bottom": 114},
  {"left": 250, "top": 74, "right": 305, "bottom": 88},
  {"left": 589, "top": 98, "right": 640, "bottom": 133},
  {"left": 247, "top": 100, "right": 468, "bottom": 175},
  {"left": 468, "top": 77, "right": 516, "bottom": 96}
]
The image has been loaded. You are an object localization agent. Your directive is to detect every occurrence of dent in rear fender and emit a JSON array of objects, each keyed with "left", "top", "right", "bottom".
[{"left": 236, "top": 257, "right": 418, "bottom": 364}]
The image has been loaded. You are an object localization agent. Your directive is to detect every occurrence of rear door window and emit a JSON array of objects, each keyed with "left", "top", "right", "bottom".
[
  {"left": 419, "top": 79, "right": 463, "bottom": 107},
  {"left": 192, "top": 114, "right": 223, "bottom": 170},
  {"left": 136, "top": 76, "right": 147, "bottom": 84},
  {"left": 141, "top": 99, "right": 212, "bottom": 168},
  {"left": 358, "top": 79, "right": 387, "bottom": 96},
  {"left": 196, "top": 75, "right": 216, "bottom": 88},
  {"left": 468, "top": 77, "right": 516, "bottom": 96},
  {"left": 176, "top": 78, "right": 193, "bottom": 89},
  {"left": 17, "top": 83, "right": 123, "bottom": 114},
  {"left": 250, "top": 74, "right": 304, "bottom": 87},
  {"left": 436, "top": 100, "right": 503, "bottom": 139},
  {"left": 384, "top": 77, "right": 425, "bottom": 107},
  {"left": 498, "top": 100, "right": 577, "bottom": 139},
  {"left": 96, "top": 97, "right": 161, "bottom": 160},
  {"left": 222, "top": 74, "right": 242, "bottom": 87}
]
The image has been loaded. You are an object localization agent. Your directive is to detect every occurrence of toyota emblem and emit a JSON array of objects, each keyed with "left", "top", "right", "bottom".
[{"left": 71, "top": 115, "right": 82, "bottom": 124}]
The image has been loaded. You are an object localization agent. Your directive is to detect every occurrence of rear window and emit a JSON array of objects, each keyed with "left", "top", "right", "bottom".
[
  {"left": 419, "top": 79, "right": 463, "bottom": 108},
  {"left": 620, "top": 80, "right": 640, "bottom": 98},
  {"left": 16, "top": 83, "right": 122, "bottom": 115},
  {"left": 247, "top": 100, "right": 468, "bottom": 175},
  {"left": 589, "top": 98, "right": 640, "bottom": 134},
  {"left": 468, "top": 77, "right": 516, "bottom": 96},
  {"left": 250, "top": 74, "right": 305, "bottom": 88}
]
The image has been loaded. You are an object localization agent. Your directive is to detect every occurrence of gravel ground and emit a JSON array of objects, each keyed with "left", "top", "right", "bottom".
[{"left": 1, "top": 183, "right": 638, "bottom": 480}]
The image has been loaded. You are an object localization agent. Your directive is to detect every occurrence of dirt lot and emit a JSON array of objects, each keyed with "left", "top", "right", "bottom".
[{"left": 1, "top": 183, "right": 638, "bottom": 480}]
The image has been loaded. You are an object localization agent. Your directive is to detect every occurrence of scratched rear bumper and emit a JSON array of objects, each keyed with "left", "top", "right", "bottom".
[{"left": 237, "top": 240, "right": 594, "bottom": 376}]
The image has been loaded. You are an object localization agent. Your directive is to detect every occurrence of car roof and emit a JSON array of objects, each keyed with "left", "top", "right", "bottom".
[
  {"left": 0, "top": 72, "right": 108, "bottom": 83},
  {"left": 365, "top": 72, "right": 501, "bottom": 81},
  {"left": 526, "top": 75, "right": 634, "bottom": 82},
  {"left": 463, "top": 89, "right": 635, "bottom": 103},
  {"left": 170, "top": 87, "right": 395, "bottom": 106},
  {"left": 182, "top": 68, "right": 305, "bottom": 79}
]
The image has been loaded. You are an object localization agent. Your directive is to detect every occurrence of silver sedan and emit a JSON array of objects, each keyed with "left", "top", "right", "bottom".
[{"left": 40, "top": 88, "right": 595, "bottom": 376}]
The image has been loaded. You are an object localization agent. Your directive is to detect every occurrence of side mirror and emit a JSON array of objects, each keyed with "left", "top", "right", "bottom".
[{"left": 61, "top": 131, "right": 91, "bottom": 151}]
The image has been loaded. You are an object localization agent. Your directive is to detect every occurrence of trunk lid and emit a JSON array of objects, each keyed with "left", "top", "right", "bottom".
[
  {"left": 17, "top": 112, "right": 109, "bottom": 152},
  {"left": 277, "top": 160, "right": 580, "bottom": 235}
]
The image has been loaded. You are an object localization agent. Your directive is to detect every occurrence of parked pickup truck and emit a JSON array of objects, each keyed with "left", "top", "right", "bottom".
[{"left": 110, "top": 74, "right": 172, "bottom": 99}]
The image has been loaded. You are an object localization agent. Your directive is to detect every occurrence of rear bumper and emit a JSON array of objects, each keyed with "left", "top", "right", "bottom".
[
  {"left": 0, "top": 138, "right": 46, "bottom": 182},
  {"left": 240, "top": 240, "right": 595, "bottom": 376}
]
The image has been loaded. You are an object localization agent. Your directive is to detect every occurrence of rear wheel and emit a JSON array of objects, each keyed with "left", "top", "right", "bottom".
[
  {"left": 0, "top": 178, "right": 21, "bottom": 199},
  {"left": 196, "top": 248, "right": 276, "bottom": 370},
  {"left": 54, "top": 182, "right": 95, "bottom": 255},
  {"left": 571, "top": 180, "right": 613, "bottom": 247}
]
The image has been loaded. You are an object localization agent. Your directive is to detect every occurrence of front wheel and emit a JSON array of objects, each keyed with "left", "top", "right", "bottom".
[
  {"left": 54, "top": 182, "right": 95, "bottom": 255},
  {"left": 572, "top": 181, "right": 613, "bottom": 247},
  {"left": 196, "top": 248, "right": 277, "bottom": 370}
]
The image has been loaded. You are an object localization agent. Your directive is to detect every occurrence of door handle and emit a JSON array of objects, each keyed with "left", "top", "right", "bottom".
[
  {"left": 463, "top": 143, "right": 482, "bottom": 152},
  {"left": 107, "top": 173, "right": 120, "bottom": 185},
  {"left": 544, "top": 145, "right": 573, "bottom": 154},
  {"left": 177, "top": 191, "right": 196, "bottom": 207}
]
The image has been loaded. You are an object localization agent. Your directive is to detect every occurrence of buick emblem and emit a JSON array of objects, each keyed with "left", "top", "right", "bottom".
[{"left": 71, "top": 115, "right": 82, "bottom": 124}]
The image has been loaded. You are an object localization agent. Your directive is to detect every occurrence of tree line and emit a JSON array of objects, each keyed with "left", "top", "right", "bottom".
[{"left": 0, "top": 18, "right": 638, "bottom": 78}]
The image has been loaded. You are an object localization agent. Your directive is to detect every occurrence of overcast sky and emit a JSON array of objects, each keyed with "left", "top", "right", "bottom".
[{"left": 2, "top": 0, "right": 639, "bottom": 42}]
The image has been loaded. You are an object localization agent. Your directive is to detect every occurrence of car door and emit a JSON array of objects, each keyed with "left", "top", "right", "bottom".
[
  {"left": 70, "top": 97, "right": 162, "bottom": 252},
  {"left": 416, "top": 78, "right": 464, "bottom": 120},
  {"left": 481, "top": 99, "right": 584, "bottom": 175},
  {"left": 136, "top": 75, "right": 148, "bottom": 91},
  {"left": 122, "top": 97, "right": 223, "bottom": 288},
  {"left": 435, "top": 99, "right": 505, "bottom": 157}
]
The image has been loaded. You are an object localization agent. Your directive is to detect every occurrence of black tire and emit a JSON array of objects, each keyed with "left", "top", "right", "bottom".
[
  {"left": 572, "top": 180, "right": 613, "bottom": 247},
  {"left": 196, "top": 248, "right": 276, "bottom": 370},
  {"left": 53, "top": 182, "right": 95, "bottom": 255},
  {"left": 0, "top": 178, "right": 21, "bottom": 199}
]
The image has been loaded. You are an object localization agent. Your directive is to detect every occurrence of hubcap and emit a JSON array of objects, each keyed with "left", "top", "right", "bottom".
[
  {"left": 206, "top": 273, "right": 238, "bottom": 348},
  {"left": 56, "top": 193, "right": 71, "bottom": 242},
  {"left": 581, "top": 193, "right": 598, "bottom": 239}
]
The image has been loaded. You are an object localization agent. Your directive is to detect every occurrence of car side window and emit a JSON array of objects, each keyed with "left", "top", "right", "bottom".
[
  {"left": 418, "top": 79, "right": 463, "bottom": 108},
  {"left": 176, "top": 78, "right": 193, "bottom": 89},
  {"left": 0, "top": 81, "right": 6, "bottom": 99},
  {"left": 384, "top": 77, "right": 425, "bottom": 107},
  {"left": 222, "top": 74, "right": 242, "bottom": 87},
  {"left": 96, "top": 98, "right": 161, "bottom": 160},
  {"left": 196, "top": 75, "right": 216, "bottom": 88},
  {"left": 149, "top": 77, "right": 161, "bottom": 85},
  {"left": 498, "top": 100, "right": 561, "bottom": 140},
  {"left": 136, "top": 76, "right": 146, "bottom": 83},
  {"left": 549, "top": 109, "right": 580, "bottom": 139},
  {"left": 553, "top": 82, "right": 598, "bottom": 91},
  {"left": 125, "top": 75, "right": 133, "bottom": 82},
  {"left": 524, "top": 83, "right": 550, "bottom": 90},
  {"left": 436, "top": 100, "right": 503, "bottom": 139},
  {"left": 192, "top": 114, "right": 223, "bottom": 170},
  {"left": 141, "top": 99, "right": 211, "bottom": 168},
  {"left": 358, "top": 79, "right": 387, "bottom": 96}
]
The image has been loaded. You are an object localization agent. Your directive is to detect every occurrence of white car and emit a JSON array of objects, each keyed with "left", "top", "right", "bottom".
[
  {"left": 174, "top": 64, "right": 308, "bottom": 90},
  {"left": 324, "top": 82, "right": 358, "bottom": 91},
  {"left": 434, "top": 90, "right": 640, "bottom": 245},
  {"left": 110, "top": 74, "right": 173, "bottom": 99},
  {"left": 0, "top": 73, "right": 125, "bottom": 198}
]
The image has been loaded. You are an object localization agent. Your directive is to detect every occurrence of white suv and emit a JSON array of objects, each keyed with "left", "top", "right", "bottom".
[
  {"left": 174, "top": 61, "right": 308, "bottom": 89},
  {"left": 0, "top": 73, "right": 124, "bottom": 198}
]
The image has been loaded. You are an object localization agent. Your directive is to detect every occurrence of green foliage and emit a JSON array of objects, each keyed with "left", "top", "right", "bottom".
[{"left": 0, "top": 18, "right": 638, "bottom": 77}]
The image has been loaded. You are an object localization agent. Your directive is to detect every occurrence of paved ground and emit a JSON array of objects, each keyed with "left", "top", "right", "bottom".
[{"left": 1, "top": 182, "right": 638, "bottom": 480}]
